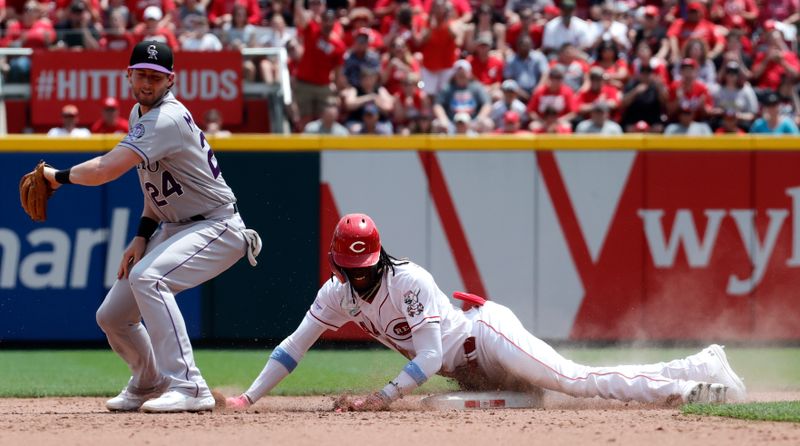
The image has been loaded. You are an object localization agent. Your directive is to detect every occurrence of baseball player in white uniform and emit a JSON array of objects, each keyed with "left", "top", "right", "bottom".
[
  {"left": 41, "top": 40, "right": 262, "bottom": 413},
  {"left": 226, "top": 213, "right": 745, "bottom": 411}
]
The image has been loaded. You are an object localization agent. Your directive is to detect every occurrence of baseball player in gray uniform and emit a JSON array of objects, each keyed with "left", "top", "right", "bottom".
[
  {"left": 225, "top": 213, "right": 745, "bottom": 411},
  {"left": 41, "top": 40, "right": 262, "bottom": 412}
]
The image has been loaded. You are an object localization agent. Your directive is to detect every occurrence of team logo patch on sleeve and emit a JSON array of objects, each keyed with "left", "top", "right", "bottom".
[
  {"left": 403, "top": 289, "right": 424, "bottom": 317},
  {"left": 126, "top": 123, "right": 146, "bottom": 141}
]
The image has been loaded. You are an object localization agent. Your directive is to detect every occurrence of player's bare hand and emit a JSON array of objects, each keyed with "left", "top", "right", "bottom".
[
  {"left": 41, "top": 166, "right": 62, "bottom": 191},
  {"left": 118, "top": 236, "right": 147, "bottom": 279},
  {"left": 333, "top": 393, "right": 390, "bottom": 412}
]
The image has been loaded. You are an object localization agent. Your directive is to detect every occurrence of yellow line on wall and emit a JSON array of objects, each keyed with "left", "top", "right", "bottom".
[{"left": 0, "top": 134, "right": 796, "bottom": 152}]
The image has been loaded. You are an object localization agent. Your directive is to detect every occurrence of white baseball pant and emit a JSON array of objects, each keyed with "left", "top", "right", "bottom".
[
  {"left": 96, "top": 214, "right": 247, "bottom": 397},
  {"left": 468, "top": 302, "right": 702, "bottom": 403}
]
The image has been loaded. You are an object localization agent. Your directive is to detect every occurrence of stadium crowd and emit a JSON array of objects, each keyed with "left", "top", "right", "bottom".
[{"left": 2, "top": 0, "right": 800, "bottom": 135}]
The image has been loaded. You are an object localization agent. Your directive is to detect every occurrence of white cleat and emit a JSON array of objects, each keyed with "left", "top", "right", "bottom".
[
  {"left": 140, "top": 390, "right": 215, "bottom": 413},
  {"left": 701, "top": 344, "right": 747, "bottom": 403},
  {"left": 683, "top": 382, "right": 728, "bottom": 404},
  {"left": 106, "top": 388, "right": 156, "bottom": 412}
]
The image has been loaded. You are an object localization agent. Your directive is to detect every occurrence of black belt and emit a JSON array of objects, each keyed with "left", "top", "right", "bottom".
[{"left": 189, "top": 203, "right": 238, "bottom": 222}]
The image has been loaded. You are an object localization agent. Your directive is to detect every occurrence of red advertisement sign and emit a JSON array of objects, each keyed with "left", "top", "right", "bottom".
[{"left": 31, "top": 50, "right": 242, "bottom": 126}]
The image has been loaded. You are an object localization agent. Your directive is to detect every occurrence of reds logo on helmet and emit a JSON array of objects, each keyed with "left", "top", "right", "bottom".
[{"left": 328, "top": 213, "right": 381, "bottom": 283}]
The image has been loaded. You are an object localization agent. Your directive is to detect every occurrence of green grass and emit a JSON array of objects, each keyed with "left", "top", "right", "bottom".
[
  {"left": 0, "top": 347, "right": 797, "bottom": 398},
  {"left": 683, "top": 401, "right": 800, "bottom": 423}
]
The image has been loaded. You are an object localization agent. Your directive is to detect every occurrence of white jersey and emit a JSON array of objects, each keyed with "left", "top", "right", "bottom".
[
  {"left": 119, "top": 91, "right": 236, "bottom": 223},
  {"left": 308, "top": 262, "right": 472, "bottom": 373}
]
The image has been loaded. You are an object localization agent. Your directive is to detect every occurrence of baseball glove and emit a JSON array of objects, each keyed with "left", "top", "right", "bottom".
[{"left": 19, "top": 161, "right": 55, "bottom": 222}]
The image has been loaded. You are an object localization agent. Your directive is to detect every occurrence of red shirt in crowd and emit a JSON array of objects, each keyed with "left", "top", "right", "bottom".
[
  {"left": 295, "top": 19, "right": 346, "bottom": 85},
  {"left": 382, "top": 57, "right": 421, "bottom": 95},
  {"left": 593, "top": 59, "right": 629, "bottom": 83},
  {"left": 4, "top": 19, "right": 55, "bottom": 48},
  {"left": 667, "top": 18, "right": 724, "bottom": 51},
  {"left": 467, "top": 54, "right": 504, "bottom": 86},
  {"left": 208, "top": 0, "right": 261, "bottom": 26},
  {"left": 422, "top": 0, "right": 471, "bottom": 17},
  {"left": 419, "top": 19, "right": 458, "bottom": 71},
  {"left": 710, "top": 0, "right": 758, "bottom": 31},
  {"left": 716, "top": 127, "right": 746, "bottom": 134},
  {"left": 576, "top": 84, "right": 622, "bottom": 118},
  {"left": 343, "top": 28, "right": 385, "bottom": 50},
  {"left": 133, "top": 24, "right": 179, "bottom": 49},
  {"left": 752, "top": 50, "right": 800, "bottom": 90},
  {"left": 527, "top": 84, "right": 575, "bottom": 117},
  {"left": 91, "top": 118, "right": 129, "bottom": 134},
  {"left": 532, "top": 122, "right": 573, "bottom": 134},
  {"left": 127, "top": 0, "right": 176, "bottom": 22},
  {"left": 505, "top": 21, "right": 544, "bottom": 50},
  {"left": 668, "top": 79, "right": 713, "bottom": 114},
  {"left": 101, "top": 32, "right": 137, "bottom": 51}
]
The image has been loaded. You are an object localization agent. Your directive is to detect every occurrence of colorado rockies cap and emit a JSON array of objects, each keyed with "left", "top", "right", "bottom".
[{"left": 128, "top": 40, "right": 174, "bottom": 75}]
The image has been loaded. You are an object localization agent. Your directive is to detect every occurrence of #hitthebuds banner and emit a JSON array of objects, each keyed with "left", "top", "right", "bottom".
[{"left": 31, "top": 50, "right": 243, "bottom": 126}]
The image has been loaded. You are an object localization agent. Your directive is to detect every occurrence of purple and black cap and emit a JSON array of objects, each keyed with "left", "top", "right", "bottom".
[{"left": 128, "top": 40, "right": 174, "bottom": 75}]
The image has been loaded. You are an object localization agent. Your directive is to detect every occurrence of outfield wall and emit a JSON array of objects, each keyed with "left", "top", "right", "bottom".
[{"left": 1, "top": 135, "right": 799, "bottom": 342}]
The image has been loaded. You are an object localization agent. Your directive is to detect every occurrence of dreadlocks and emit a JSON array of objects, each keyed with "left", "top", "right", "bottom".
[{"left": 377, "top": 247, "right": 409, "bottom": 277}]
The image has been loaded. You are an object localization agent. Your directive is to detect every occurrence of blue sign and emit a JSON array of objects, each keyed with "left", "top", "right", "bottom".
[{"left": 1, "top": 153, "right": 201, "bottom": 341}]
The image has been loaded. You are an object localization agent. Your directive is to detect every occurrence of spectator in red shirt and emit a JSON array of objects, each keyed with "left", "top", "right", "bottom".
[
  {"left": 495, "top": 110, "right": 530, "bottom": 134},
  {"left": 422, "top": 0, "right": 472, "bottom": 23},
  {"left": 379, "top": 1, "right": 425, "bottom": 44},
  {"left": 716, "top": 108, "right": 746, "bottom": 134},
  {"left": 667, "top": 2, "right": 724, "bottom": 63},
  {"left": 709, "top": 0, "right": 758, "bottom": 33},
  {"left": 293, "top": 2, "right": 346, "bottom": 129},
  {"left": 629, "top": 40, "right": 670, "bottom": 86},
  {"left": 467, "top": 35, "right": 504, "bottom": 97},
  {"left": 5, "top": 1, "right": 56, "bottom": 49},
  {"left": 414, "top": 0, "right": 461, "bottom": 97},
  {"left": 126, "top": 0, "right": 175, "bottom": 24},
  {"left": 208, "top": 0, "right": 260, "bottom": 28},
  {"left": 343, "top": 8, "right": 384, "bottom": 50},
  {"left": 504, "top": 6, "right": 543, "bottom": 54},
  {"left": 392, "top": 72, "right": 430, "bottom": 130},
  {"left": 133, "top": 6, "right": 178, "bottom": 48},
  {"left": 667, "top": 57, "right": 713, "bottom": 118},
  {"left": 101, "top": 9, "right": 136, "bottom": 50},
  {"left": 759, "top": 0, "right": 799, "bottom": 24},
  {"left": 531, "top": 106, "right": 573, "bottom": 133},
  {"left": 592, "top": 39, "right": 628, "bottom": 89},
  {"left": 527, "top": 65, "right": 576, "bottom": 124},
  {"left": 91, "top": 97, "right": 129, "bottom": 134},
  {"left": 575, "top": 66, "right": 621, "bottom": 121},
  {"left": 672, "top": 38, "right": 717, "bottom": 91},
  {"left": 751, "top": 29, "right": 800, "bottom": 93},
  {"left": 381, "top": 36, "right": 421, "bottom": 96}
]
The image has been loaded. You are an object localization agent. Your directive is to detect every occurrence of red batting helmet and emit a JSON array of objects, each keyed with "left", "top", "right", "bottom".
[{"left": 328, "top": 213, "right": 381, "bottom": 282}]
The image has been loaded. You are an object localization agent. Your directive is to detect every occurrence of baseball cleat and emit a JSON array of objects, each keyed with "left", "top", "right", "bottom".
[
  {"left": 683, "top": 382, "right": 728, "bottom": 404},
  {"left": 140, "top": 390, "right": 215, "bottom": 413},
  {"left": 106, "top": 388, "right": 158, "bottom": 412},
  {"left": 701, "top": 344, "right": 747, "bottom": 403}
]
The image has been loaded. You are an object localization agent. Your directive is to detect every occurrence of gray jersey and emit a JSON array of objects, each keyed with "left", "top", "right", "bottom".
[{"left": 119, "top": 91, "right": 236, "bottom": 223}]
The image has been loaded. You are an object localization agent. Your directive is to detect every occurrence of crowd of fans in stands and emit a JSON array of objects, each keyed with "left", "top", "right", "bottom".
[{"left": 2, "top": 0, "right": 800, "bottom": 135}]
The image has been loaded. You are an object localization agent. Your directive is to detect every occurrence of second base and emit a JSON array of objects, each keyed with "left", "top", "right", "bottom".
[{"left": 421, "top": 391, "right": 544, "bottom": 410}]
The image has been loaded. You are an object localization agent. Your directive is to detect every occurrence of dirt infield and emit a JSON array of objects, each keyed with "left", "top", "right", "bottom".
[{"left": 1, "top": 392, "right": 798, "bottom": 446}]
